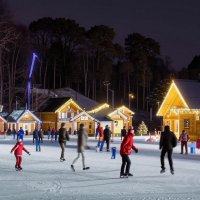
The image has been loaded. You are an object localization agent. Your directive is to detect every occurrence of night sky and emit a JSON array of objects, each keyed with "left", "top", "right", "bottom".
[{"left": 7, "top": 0, "right": 200, "bottom": 70}]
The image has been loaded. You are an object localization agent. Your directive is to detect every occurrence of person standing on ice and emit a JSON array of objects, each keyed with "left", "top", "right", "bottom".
[
  {"left": 179, "top": 130, "right": 190, "bottom": 154},
  {"left": 95, "top": 122, "right": 101, "bottom": 140},
  {"left": 159, "top": 125, "right": 177, "bottom": 175},
  {"left": 96, "top": 126, "right": 104, "bottom": 151},
  {"left": 120, "top": 129, "right": 138, "bottom": 178},
  {"left": 121, "top": 126, "right": 127, "bottom": 141},
  {"left": 12, "top": 128, "right": 17, "bottom": 140},
  {"left": 71, "top": 123, "right": 90, "bottom": 172},
  {"left": 38, "top": 128, "right": 44, "bottom": 143},
  {"left": 17, "top": 127, "right": 24, "bottom": 141},
  {"left": 58, "top": 123, "right": 69, "bottom": 161},
  {"left": 102, "top": 125, "right": 111, "bottom": 152},
  {"left": 10, "top": 138, "right": 31, "bottom": 171},
  {"left": 33, "top": 128, "right": 41, "bottom": 152}
]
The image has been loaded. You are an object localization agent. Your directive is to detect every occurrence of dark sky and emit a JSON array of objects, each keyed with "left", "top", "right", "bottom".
[{"left": 6, "top": 0, "right": 200, "bottom": 70}]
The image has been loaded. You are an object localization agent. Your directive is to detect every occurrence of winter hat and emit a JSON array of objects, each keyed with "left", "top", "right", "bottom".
[{"left": 18, "top": 138, "right": 22, "bottom": 142}]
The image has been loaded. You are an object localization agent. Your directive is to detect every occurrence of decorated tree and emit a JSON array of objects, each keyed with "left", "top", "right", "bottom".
[{"left": 137, "top": 121, "right": 148, "bottom": 136}]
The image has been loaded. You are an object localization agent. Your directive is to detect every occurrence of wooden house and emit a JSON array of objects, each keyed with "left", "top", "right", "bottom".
[
  {"left": 37, "top": 97, "right": 83, "bottom": 131},
  {"left": 157, "top": 79, "right": 200, "bottom": 140},
  {"left": 0, "top": 112, "right": 7, "bottom": 134},
  {"left": 7, "top": 110, "right": 41, "bottom": 134},
  {"left": 88, "top": 103, "right": 134, "bottom": 136}
]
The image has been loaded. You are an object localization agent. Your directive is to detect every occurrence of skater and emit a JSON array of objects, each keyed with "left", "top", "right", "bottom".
[
  {"left": 102, "top": 125, "right": 111, "bottom": 152},
  {"left": 38, "top": 128, "right": 44, "bottom": 143},
  {"left": 95, "top": 122, "right": 101, "bottom": 140},
  {"left": 121, "top": 126, "right": 127, "bottom": 141},
  {"left": 55, "top": 129, "right": 58, "bottom": 142},
  {"left": 47, "top": 127, "right": 51, "bottom": 140},
  {"left": 10, "top": 138, "right": 31, "bottom": 170},
  {"left": 12, "top": 128, "right": 17, "bottom": 140},
  {"left": 120, "top": 129, "right": 138, "bottom": 178},
  {"left": 58, "top": 123, "right": 70, "bottom": 161},
  {"left": 159, "top": 125, "right": 177, "bottom": 175},
  {"left": 33, "top": 128, "right": 41, "bottom": 152},
  {"left": 96, "top": 126, "right": 104, "bottom": 151},
  {"left": 179, "top": 130, "right": 190, "bottom": 154},
  {"left": 51, "top": 128, "right": 55, "bottom": 142},
  {"left": 17, "top": 127, "right": 24, "bottom": 140},
  {"left": 71, "top": 123, "right": 90, "bottom": 172}
]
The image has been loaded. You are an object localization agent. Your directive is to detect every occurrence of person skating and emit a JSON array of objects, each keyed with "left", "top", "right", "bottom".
[
  {"left": 95, "top": 123, "right": 101, "bottom": 140},
  {"left": 12, "top": 128, "right": 16, "bottom": 140},
  {"left": 17, "top": 127, "right": 24, "bottom": 141},
  {"left": 58, "top": 123, "right": 69, "bottom": 161},
  {"left": 47, "top": 127, "right": 51, "bottom": 140},
  {"left": 121, "top": 126, "right": 127, "bottom": 141},
  {"left": 10, "top": 138, "right": 30, "bottom": 171},
  {"left": 120, "top": 129, "right": 138, "bottom": 178},
  {"left": 96, "top": 126, "right": 104, "bottom": 151},
  {"left": 71, "top": 123, "right": 90, "bottom": 172},
  {"left": 159, "top": 125, "right": 177, "bottom": 175},
  {"left": 100, "top": 125, "right": 111, "bottom": 152},
  {"left": 51, "top": 128, "right": 55, "bottom": 142},
  {"left": 38, "top": 128, "right": 44, "bottom": 143},
  {"left": 179, "top": 130, "right": 190, "bottom": 154},
  {"left": 33, "top": 128, "right": 41, "bottom": 152}
]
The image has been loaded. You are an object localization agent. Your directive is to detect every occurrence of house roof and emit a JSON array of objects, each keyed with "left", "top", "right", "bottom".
[
  {"left": 7, "top": 110, "right": 25, "bottom": 122},
  {"left": 174, "top": 79, "right": 200, "bottom": 109},
  {"left": 7, "top": 110, "right": 41, "bottom": 123},
  {"left": 39, "top": 97, "right": 71, "bottom": 112},
  {"left": 90, "top": 107, "right": 114, "bottom": 121},
  {"left": 0, "top": 112, "right": 8, "bottom": 122}
]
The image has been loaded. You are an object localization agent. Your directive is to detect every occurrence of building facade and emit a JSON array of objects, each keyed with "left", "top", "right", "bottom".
[{"left": 157, "top": 79, "right": 200, "bottom": 141}]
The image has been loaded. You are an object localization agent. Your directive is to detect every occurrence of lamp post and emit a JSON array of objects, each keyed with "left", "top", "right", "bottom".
[
  {"left": 128, "top": 93, "right": 134, "bottom": 109},
  {"left": 109, "top": 89, "right": 114, "bottom": 108},
  {"left": 103, "top": 81, "right": 110, "bottom": 103}
]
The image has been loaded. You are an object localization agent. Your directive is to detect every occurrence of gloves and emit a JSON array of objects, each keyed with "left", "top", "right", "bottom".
[
  {"left": 135, "top": 149, "right": 138, "bottom": 153},
  {"left": 28, "top": 152, "right": 31, "bottom": 155},
  {"left": 10, "top": 151, "right": 13, "bottom": 154}
]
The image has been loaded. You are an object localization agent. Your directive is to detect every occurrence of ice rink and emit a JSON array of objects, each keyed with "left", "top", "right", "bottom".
[{"left": 0, "top": 136, "right": 200, "bottom": 200}]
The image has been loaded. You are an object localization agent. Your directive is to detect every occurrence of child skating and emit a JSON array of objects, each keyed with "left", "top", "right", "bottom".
[
  {"left": 10, "top": 138, "right": 31, "bottom": 171},
  {"left": 71, "top": 123, "right": 90, "bottom": 172},
  {"left": 120, "top": 129, "right": 138, "bottom": 178}
]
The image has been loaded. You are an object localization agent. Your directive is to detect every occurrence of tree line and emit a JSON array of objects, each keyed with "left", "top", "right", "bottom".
[{"left": 1, "top": 1, "right": 199, "bottom": 112}]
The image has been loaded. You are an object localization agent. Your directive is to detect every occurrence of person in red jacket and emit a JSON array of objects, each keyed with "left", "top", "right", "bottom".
[
  {"left": 120, "top": 129, "right": 138, "bottom": 178},
  {"left": 96, "top": 126, "right": 104, "bottom": 151},
  {"left": 10, "top": 139, "right": 30, "bottom": 171}
]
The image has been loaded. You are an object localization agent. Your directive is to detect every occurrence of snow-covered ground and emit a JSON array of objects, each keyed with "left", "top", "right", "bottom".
[{"left": 0, "top": 135, "right": 200, "bottom": 200}]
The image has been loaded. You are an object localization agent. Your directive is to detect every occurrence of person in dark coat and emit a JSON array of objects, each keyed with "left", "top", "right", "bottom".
[
  {"left": 121, "top": 126, "right": 127, "bottom": 141},
  {"left": 33, "top": 128, "right": 41, "bottom": 152},
  {"left": 58, "top": 123, "right": 69, "bottom": 161},
  {"left": 159, "top": 125, "right": 177, "bottom": 175},
  {"left": 38, "top": 128, "right": 44, "bottom": 143},
  {"left": 120, "top": 129, "right": 138, "bottom": 178},
  {"left": 179, "top": 130, "right": 190, "bottom": 154},
  {"left": 95, "top": 123, "right": 101, "bottom": 140},
  {"left": 71, "top": 123, "right": 90, "bottom": 172},
  {"left": 12, "top": 128, "right": 17, "bottom": 140},
  {"left": 102, "top": 125, "right": 111, "bottom": 152}
]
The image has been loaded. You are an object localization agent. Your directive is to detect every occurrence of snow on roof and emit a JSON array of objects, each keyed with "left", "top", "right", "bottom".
[
  {"left": 7, "top": 110, "right": 25, "bottom": 122},
  {"left": 174, "top": 79, "right": 200, "bottom": 109}
]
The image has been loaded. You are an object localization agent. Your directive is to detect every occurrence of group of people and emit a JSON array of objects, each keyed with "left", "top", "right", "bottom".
[
  {"left": 95, "top": 123, "right": 112, "bottom": 152},
  {"left": 10, "top": 121, "right": 190, "bottom": 177}
]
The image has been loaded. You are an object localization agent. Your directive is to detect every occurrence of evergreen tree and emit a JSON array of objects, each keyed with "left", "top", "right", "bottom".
[{"left": 137, "top": 121, "right": 148, "bottom": 136}]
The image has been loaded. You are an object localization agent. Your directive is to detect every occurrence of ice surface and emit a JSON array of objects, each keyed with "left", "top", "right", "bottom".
[{"left": 0, "top": 136, "right": 200, "bottom": 200}]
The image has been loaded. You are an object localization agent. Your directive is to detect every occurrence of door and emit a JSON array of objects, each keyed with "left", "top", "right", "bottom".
[{"left": 22, "top": 123, "right": 32, "bottom": 134}]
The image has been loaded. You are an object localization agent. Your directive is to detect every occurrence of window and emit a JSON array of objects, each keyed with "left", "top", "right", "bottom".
[
  {"left": 61, "top": 113, "right": 66, "bottom": 119},
  {"left": 184, "top": 119, "right": 190, "bottom": 129}
]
